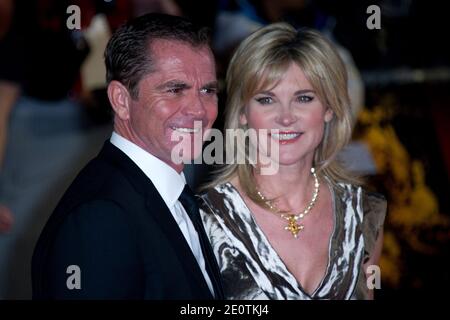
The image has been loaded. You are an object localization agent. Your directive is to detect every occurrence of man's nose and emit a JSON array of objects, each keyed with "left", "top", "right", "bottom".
[{"left": 183, "top": 93, "right": 207, "bottom": 117}]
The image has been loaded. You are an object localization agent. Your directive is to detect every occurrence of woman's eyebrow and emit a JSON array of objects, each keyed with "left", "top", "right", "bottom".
[
  {"left": 255, "top": 89, "right": 315, "bottom": 95},
  {"left": 256, "top": 91, "right": 276, "bottom": 96},
  {"left": 294, "top": 89, "right": 315, "bottom": 95}
]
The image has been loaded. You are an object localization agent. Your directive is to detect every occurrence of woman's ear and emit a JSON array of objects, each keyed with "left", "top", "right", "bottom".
[
  {"left": 107, "top": 80, "right": 132, "bottom": 121},
  {"left": 239, "top": 106, "right": 249, "bottom": 126},
  {"left": 239, "top": 112, "right": 248, "bottom": 126},
  {"left": 324, "top": 108, "right": 334, "bottom": 123}
]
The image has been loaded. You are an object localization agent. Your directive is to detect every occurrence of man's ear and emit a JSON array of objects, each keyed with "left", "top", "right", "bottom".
[{"left": 107, "top": 80, "right": 132, "bottom": 120}]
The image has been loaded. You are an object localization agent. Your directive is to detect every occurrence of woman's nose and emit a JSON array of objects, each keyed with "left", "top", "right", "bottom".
[{"left": 275, "top": 108, "right": 297, "bottom": 127}]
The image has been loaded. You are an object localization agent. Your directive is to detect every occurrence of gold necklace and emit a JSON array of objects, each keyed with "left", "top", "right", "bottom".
[{"left": 256, "top": 167, "right": 320, "bottom": 238}]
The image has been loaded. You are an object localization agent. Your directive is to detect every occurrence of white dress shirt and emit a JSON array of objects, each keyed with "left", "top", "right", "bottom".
[{"left": 110, "top": 132, "right": 214, "bottom": 296}]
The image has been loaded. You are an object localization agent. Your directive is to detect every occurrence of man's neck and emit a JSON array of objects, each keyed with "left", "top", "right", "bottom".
[{"left": 114, "top": 126, "right": 184, "bottom": 174}]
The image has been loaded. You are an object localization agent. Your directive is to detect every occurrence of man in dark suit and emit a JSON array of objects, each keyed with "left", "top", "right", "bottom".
[{"left": 32, "top": 13, "right": 223, "bottom": 299}]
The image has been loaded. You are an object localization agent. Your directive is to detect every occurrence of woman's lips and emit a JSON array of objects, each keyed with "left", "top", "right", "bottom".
[{"left": 270, "top": 131, "right": 303, "bottom": 144}]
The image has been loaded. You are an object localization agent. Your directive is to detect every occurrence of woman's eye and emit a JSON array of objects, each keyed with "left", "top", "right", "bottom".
[
  {"left": 297, "top": 95, "right": 314, "bottom": 103},
  {"left": 255, "top": 97, "right": 273, "bottom": 105}
]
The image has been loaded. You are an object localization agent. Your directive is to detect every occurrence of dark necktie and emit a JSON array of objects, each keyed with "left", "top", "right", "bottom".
[{"left": 178, "top": 184, "right": 224, "bottom": 299}]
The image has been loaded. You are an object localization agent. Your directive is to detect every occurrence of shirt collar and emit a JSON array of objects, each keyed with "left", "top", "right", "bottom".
[{"left": 110, "top": 132, "right": 186, "bottom": 209}]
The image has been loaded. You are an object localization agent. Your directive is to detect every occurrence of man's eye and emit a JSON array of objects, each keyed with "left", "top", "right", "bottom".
[
  {"left": 167, "top": 88, "right": 183, "bottom": 94},
  {"left": 200, "top": 87, "right": 217, "bottom": 95},
  {"left": 255, "top": 97, "right": 273, "bottom": 105},
  {"left": 297, "top": 95, "right": 314, "bottom": 103}
]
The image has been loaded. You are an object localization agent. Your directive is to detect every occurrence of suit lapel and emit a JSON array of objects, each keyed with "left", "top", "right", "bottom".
[
  {"left": 99, "top": 141, "right": 215, "bottom": 298},
  {"left": 144, "top": 184, "right": 215, "bottom": 298}
]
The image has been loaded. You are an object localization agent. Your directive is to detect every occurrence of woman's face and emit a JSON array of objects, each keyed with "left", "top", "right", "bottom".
[{"left": 241, "top": 63, "right": 333, "bottom": 168}]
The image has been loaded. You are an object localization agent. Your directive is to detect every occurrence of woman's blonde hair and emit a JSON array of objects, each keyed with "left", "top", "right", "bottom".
[{"left": 203, "top": 23, "right": 359, "bottom": 203}]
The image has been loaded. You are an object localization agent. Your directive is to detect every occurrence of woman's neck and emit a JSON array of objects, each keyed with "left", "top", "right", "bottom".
[{"left": 254, "top": 160, "right": 316, "bottom": 209}]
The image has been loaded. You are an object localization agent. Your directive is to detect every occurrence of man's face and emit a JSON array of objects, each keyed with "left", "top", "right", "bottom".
[{"left": 120, "top": 40, "right": 218, "bottom": 171}]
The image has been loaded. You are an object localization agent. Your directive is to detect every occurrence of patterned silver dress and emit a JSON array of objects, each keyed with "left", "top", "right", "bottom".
[{"left": 199, "top": 182, "right": 386, "bottom": 300}]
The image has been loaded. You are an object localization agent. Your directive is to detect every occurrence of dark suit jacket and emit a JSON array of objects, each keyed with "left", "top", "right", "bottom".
[{"left": 32, "top": 141, "right": 224, "bottom": 299}]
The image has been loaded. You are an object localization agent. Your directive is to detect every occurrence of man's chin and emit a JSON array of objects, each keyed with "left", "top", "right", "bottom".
[
  {"left": 170, "top": 147, "right": 204, "bottom": 165},
  {"left": 183, "top": 149, "right": 203, "bottom": 164}
]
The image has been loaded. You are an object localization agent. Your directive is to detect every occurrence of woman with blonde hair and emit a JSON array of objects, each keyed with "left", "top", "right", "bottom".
[{"left": 199, "top": 22, "right": 386, "bottom": 300}]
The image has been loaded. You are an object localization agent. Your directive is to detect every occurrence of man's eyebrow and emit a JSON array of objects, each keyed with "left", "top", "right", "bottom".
[
  {"left": 156, "top": 80, "right": 190, "bottom": 90},
  {"left": 202, "top": 81, "right": 219, "bottom": 90}
]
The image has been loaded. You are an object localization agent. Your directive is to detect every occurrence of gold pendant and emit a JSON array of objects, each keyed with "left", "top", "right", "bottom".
[{"left": 284, "top": 214, "right": 304, "bottom": 238}]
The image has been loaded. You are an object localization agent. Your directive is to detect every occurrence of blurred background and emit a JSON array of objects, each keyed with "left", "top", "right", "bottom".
[{"left": 0, "top": 0, "right": 449, "bottom": 299}]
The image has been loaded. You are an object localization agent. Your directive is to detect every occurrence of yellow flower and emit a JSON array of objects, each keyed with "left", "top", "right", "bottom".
[{"left": 355, "top": 105, "right": 449, "bottom": 288}]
